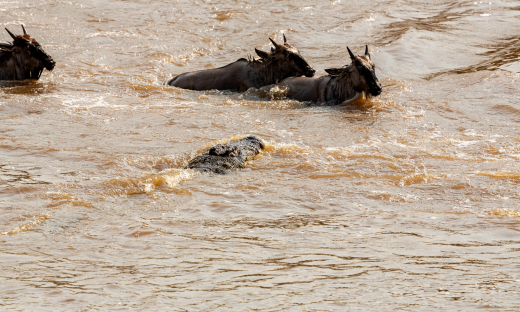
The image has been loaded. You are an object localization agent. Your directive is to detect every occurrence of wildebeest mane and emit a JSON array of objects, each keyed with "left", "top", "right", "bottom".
[{"left": 244, "top": 53, "right": 267, "bottom": 65}]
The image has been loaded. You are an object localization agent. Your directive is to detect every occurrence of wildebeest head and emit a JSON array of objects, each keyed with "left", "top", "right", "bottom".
[
  {"left": 325, "top": 46, "right": 382, "bottom": 97},
  {"left": 3, "top": 26, "right": 55, "bottom": 78},
  {"left": 254, "top": 35, "right": 315, "bottom": 78}
]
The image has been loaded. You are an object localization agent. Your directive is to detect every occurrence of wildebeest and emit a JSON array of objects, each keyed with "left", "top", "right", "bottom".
[
  {"left": 167, "top": 35, "right": 315, "bottom": 92},
  {"left": 0, "top": 25, "right": 55, "bottom": 80},
  {"left": 280, "top": 46, "right": 382, "bottom": 104},
  {"left": 186, "top": 135, "right": 265, "bottom": 174}
]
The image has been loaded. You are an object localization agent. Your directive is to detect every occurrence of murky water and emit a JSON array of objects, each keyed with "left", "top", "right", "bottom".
[{"left": 1, "top": 0, "right": 520, "bottom": 310}]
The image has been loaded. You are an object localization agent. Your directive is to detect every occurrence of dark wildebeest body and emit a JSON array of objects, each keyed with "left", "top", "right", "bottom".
[
  {"left": 186, "top": 136, "right": 265, "bottom": 175},
  {"left": 280, "top": 46, "right": 382, "bottom": 105},
  {"left": 0, "top": 26, "right": 55, "bottom": 80},
  {"left": 167, "top": 35, "right": 315, "bottom": 92}
]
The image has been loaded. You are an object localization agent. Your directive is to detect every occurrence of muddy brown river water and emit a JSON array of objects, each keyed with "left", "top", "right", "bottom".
[{"left": 1, "top": 0, "right": 520, "bottom": 310}]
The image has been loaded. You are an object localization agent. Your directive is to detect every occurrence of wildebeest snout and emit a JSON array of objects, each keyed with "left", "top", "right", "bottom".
[
  {"left": 370, "top": 81, "right": 382, "bottom": 96},
  {"left": 45, "top": 58, "right": 56, "bottom": 71},
  {"left": 304, "top": 67, "right": 316, "bottom": 77}
]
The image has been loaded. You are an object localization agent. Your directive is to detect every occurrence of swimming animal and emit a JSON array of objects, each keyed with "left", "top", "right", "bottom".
[
  {"left": 280, "top": 46, "right": 382, "bottom": 104},
  {"left": 0, "top": 25, "right": 55, "bottom": 80},
  {"left": 167, "top": 35, "right": 315, "bottom": 92},
  {"left": 186, "top": 136, "right": 265, "bottom": 174}
]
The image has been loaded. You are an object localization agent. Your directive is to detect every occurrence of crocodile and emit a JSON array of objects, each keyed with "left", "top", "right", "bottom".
[{"left": 186, "top": 135, "right": 265, "bottom": 174}]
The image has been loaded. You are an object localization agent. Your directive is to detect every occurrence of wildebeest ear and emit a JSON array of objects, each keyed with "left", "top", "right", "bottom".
[
  {"left": 0, "top": 42, "right": 13, "bottom": 49},
  {"left": 255, "top": 48, "right": 270, "bottom": 59},
  {"left": 325, "top": 68, "right": 343, "bottom": 76}
]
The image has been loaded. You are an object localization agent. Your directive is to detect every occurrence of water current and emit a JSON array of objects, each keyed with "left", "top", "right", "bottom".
[{"left": 1, "top": 0, "right": 520, "bottom": 310}]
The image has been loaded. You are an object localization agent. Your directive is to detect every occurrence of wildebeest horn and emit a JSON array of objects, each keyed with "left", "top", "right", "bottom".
[
  {"left": 5, "top": 28, "right": 16, "bottom": 40},
  {"left": 347, "top": 46, "right": 356, "bottom": 60},
  {"left": 269, "top": 37, "right": 280, "bottom": 49},
  {"left": 21, "top": 24, "right": 27, "bottom": 35},
  {"left": 365, "top": 45, "right": 369, "bottom": 56},
  {"left": 283, "top": 34, "right": 287, "bottom": 44}
]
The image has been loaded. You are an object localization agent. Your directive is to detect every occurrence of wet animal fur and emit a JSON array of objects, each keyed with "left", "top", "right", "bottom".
[
  {"left": 167, "top": 35, "right": 315, "bottom": 92},
  {"left": 0, "top": 26, "right": 55, "bottom": 80},
  {"left": 280, "top": 46, "right": 382, "bottom": 104},
  {"left": 186, "top": 136, "right": 265, "bottom": 174}
]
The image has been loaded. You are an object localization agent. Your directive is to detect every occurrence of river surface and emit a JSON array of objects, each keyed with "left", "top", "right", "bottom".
[{"left": 1, "top": 0, "right": 520, "bottom": 310}]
